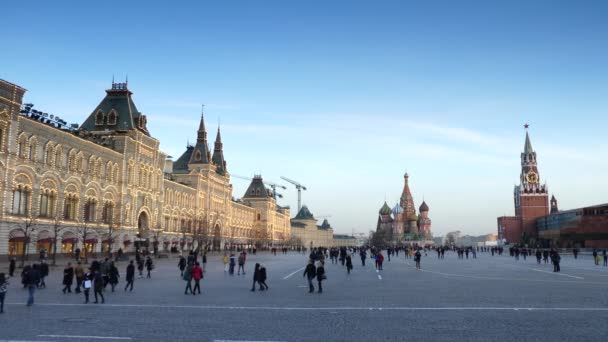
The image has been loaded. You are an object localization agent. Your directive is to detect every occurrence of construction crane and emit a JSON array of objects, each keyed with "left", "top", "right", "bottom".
[
  {"left": 231, "top": 174, "right": 286, "bottom": 200},
  {"left": 280, "top": 176, "right": 307, "bottom": 213}
]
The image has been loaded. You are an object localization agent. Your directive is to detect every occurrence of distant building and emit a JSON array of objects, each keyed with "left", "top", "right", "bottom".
[{"left": 290, "top": 205, "right": 356, "bottom": 247}]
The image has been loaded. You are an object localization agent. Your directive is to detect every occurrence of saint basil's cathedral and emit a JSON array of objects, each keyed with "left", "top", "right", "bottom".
[{"left": 376, "top": 173, "right": 433, "bottom": 244}]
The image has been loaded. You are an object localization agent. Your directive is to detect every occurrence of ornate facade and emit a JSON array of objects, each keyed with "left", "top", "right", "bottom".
[
  {"left": 376, "top": 173, "right": 433, "bottom": 244},
  {"left": 0, "top": 79, "right": 290, "bottom": 257}
]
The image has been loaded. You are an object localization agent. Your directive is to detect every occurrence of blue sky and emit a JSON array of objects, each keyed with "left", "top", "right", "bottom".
[{"left": 3, "top": 1, "right": 608, "bottom": 236}]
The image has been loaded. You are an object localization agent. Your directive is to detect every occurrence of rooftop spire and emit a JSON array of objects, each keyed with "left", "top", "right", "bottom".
[
  {"left": 524, "top": 124, "right": 534, "bottom": 154},
  {"left": 212, "top": 125, "right": 227, "bottom": 175},
  {"left": 188, "top": 104, "right": 210, "bottom": 165}
]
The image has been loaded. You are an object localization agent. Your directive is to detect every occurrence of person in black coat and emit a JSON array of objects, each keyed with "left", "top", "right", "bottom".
[
  {"left": 316, "top": 262, "right": 325, "bottom": 293},
  {"left": 303, "top": 260, "right": 316, "bottom": 293},
  {"left": 258, "top": 264, "right": 268, "bottom": 291},
  {"left": 124, "top": 260, "right": 135, "bottom": 292},
  {"left": 108, "top": 262, "right": 120, "bottom": 292},
  {"left": 39, "top": 261, "right": 49, "bottom": 288},
  {"left": 251, "top": 263, "right": 260, "bottom": 292},
  {"left": 9, "top": 258, "right": 16, "bottom": 277},
  {"left": 345, "top": 255, "right": 353, "bottom": 274},
  {"left": 178, "top": 256, "right": 187, "bottom": 276},
  {"left": 145, "top": 257, "right": 153, "bottom": 278},
  {"left": 62, "top": 262, "right": 74, "bottom": 293},
  {"left": 93, "top": 270, "right": 104, "bottom": 304}
]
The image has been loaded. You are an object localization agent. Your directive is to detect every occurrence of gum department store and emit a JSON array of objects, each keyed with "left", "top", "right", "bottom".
[{"left": 0, "top": 78, "right": 355, "bottom": 258}]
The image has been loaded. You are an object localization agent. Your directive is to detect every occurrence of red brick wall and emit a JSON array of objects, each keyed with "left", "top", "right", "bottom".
[
  {"left": 520, "top": 195, "right": 548, "bottom": 238},
  {"left": 498, "top": 216, "right": 521, "bottom": 243}
]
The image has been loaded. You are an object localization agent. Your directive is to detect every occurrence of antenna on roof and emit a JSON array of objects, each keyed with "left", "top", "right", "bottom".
[
  {"left": 125, "top": 73, "right": 128, "bottom": 86},
  {"left": 112, "top": 74, "right": 115, "bottom": 84}
]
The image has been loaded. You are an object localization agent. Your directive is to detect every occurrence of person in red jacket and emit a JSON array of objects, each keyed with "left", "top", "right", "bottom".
[
  {"left": 191, "top": 262, "right": 203, "bottom": 295},
  {"left": 376, "top": 252, "right": 384, "bottom": 270}
]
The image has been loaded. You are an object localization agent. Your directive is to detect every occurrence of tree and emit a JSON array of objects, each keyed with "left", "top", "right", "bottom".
[
  {"left": 50, "top": 216, "right": 64, "bottom": 266},
  {"left": 99, "top": 218, "right": 120, "bottom": 259},
  {"left": 76, "top": 221, "right": 92, "bottom": 264},
  {"left": 14, "top": 216, "right": 38, "bottom": 268},
  {"left": 287, "top": 235, "right": 303, "bottom": 249},
  {"left": 192, "top": 217, "right": 210, "bottom": 254},
  {"left": 150, "top": 224, "right": 163, "bottom": 257}
]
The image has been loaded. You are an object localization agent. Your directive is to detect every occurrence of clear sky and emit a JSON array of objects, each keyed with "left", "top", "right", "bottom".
[{"left": 3, "top": 1, "right": 608, "bottom": 236}]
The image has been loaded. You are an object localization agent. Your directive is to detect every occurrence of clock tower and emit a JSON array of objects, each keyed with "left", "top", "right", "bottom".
[{"left": 514, "top": 126, "right": 549, "bottom": 241}]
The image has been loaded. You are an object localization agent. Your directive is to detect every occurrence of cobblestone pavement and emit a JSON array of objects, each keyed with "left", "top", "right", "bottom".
[{"left": 1, "top": 251, "right": 607, "bottom": 341}]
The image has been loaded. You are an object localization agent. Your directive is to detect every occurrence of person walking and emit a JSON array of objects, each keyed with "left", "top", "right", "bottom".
[
  {"left": 251, "top": 263, "right": 260, "bottom": 292},
  {"left": 376, "top": 252, "right": 384, "bottom": 271},
  {"left": 535, "top": 249, "right": 542, "bottom": 264},
  {"left": 125, "top": 261, "right": 135, "bottom": 292},
  {"left": 25, "top": 264, "right": 40, "bottom": 306},
  {"left": 191, "top": 262, "right": 203, "bottom": 295},
  {"left": 202, "top": 253, "right": 207, "bottom": 274},
  {"left": 359, "top": 249, "right": 366, "bottom": 266},
  {"left": 229, "top": 253, "right": 236, "bottom": 275},
  {"left": 0, "top": 273, "right": 9, "bottom": 313},
  {"left": 178, "top": 256, "right": 187, "bottom": 276},
  {"left": 592, "top": 249, "right": 598, "bottom": 265},
  {"left": 9, "top": 258, "right": 16, "bottom": 277},
  {"left": 414, "top": 249, "right": 422, "bottom": 270},
  {"left": 223, "top": 253, "right": 229, "bottom": 273},
  {"left": 603, "top": 250, "right": 607, "bottom": 267},
  {"left": 100, "top": 258, "right": 110, "bottom": 289},
  {"left": 237, "top": 252, "right": 246, "bottom": 275},
  {"left": 62, "top": 262, "right": 74, "bottom": 294},
  {"left": 74, "top": 262, "right": 84, "bottom": 294},
  {"left": 303, "top": 260, "right": 316, "bottom": 293},
  {"left": 93, "top": 270, "right": 104, "bottom": 304},
  {"left": 542, "top": 249, "right": 549, "bottom": 264},
  {"left": 108, "top": 262, "right": 120, "bottom": 292},
  {"left": 258, "top": 264, "right": 268, "bottom": 291},
  {"left": 183, "top": 263, "right": 193, "bottom": 295},
  {"left": 345, "top": 255, "right": 353, "bottom": 275},
  {"left": 39, "top": 261, "right": 49, "bottom": 289},
  {"left": 145, "top": 257, "right": 154, "bottom": 278},
  {"left": 83, "top": 269, "right": 92, "bottom": 303},
  {"left": 137, "top": 258, "right": 144, "bottom": 278},
  {"left": 316, "top": 262, "right": 326, "bottom": 293}
]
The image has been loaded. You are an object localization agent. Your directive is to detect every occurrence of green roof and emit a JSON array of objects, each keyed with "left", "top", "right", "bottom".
[
  {"left": 294, "top": 205, "right": 315, "bottom": 220},
  {"left": 379, "top": 201, "right": 392, "bottom": 215}
]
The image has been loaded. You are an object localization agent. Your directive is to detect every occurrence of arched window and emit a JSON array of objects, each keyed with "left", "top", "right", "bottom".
[
  {"left": 64, "top": 194, "right": 78, "bottom": 221},
  {"left": 45, "top": 144, "right": 54, "bottom": 166},
  {"left": 12, "top": 187, "right": 31, "bottom": 215},
  {"left": 28, "top": 138, "right": 37, "bottom": 161},
  {"left": 39, "top": 191, "right": 57, "bottom": 218},
  {"left": 95, "top": 110, "right": 104, "bottom": 126},
  {"left": 84, "top": 198, "right": 97, "bottom": 222},
  {"left": 17, "top": 135, "right": 27, "bottom": 158},
  {"left": 102, "top": 201, "right": 114, "bottom": 224},
  {"left": 107, "top": 110, "right": 117, "bottom": 125}
]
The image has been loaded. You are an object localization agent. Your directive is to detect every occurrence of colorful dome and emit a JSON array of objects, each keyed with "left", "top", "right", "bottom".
[
  {"left": 419, "top": 201, "right": 429, "bottom": 212},
  {"left": 379, "top": 202, "right": 392, "bottom": 215},
  {"left": 392, "top": 203, "right": 404, "bottom": 215},
  {"left": 407, "top": 214, "right": 418, "bottom": 221}
]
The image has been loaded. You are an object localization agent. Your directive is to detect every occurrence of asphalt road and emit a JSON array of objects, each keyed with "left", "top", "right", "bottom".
[{"left": 1, "top": 251, "right": 607, "bottom": 341}]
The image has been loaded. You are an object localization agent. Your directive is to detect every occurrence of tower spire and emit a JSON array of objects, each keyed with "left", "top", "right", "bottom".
[
  {"left": 524, "top": 123, "right": 534, "bottom": 154},
  {"left": 188, "top": 104, "right": 210, "bottom": 165},
  {"left": 212, "top": 125, "right": 227, "bottom": 175}
]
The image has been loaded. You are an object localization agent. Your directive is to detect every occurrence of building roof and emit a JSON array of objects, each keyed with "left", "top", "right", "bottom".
[
  {"left": 173, "top": 145, "right": 194, "bottom": 171},
  {"left": 333, "top": 234, "right": 356, "bottom": 240},
  {"left": 524, "top": 130, "right": 534, "bottom": 154},
  {"left": 419, "top": 201, "right": 429, "bottom": 212},
  {"left": 243, "top": 175, "right": 271, "bottom": 199},
  {"left": 212, "top": 127, "right": 227, "bottom": 175},
  {"left": 294, "top": 205, "right": 315, "bottom": 220},
  {"left": 320, "top": 219, "right": 332, "bottom": 230},
  {"left": 189, "top": 110, "right": 210, "bottom": 165},
  {"left": 379, "top": 201, "right": 392, "bottom": 215},
  {"left": 392, "top": 203, "right": 404, "bottom": 215},
  {"left": 80, "top": 82, "right": 150, "bottom": 136}
]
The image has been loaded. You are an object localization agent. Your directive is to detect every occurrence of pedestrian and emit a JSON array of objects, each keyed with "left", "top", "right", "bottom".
[
  {"left": 0, "top": 273, "right": 9, "bottom": 313},
  {"left": 83, "top": 269, "right": 92, "bottom": 303},
  {"left": 592, "top": 249, "right": 598, "bottom": 265},
  {"left": 603, "top": 250, "right": 607, "bottom": 267},
  {"left": 202, "top": 252, "right": 207, "bottom": 273},
  {"left": 303, "top": 260, "right": 316, "bottom": 293},
  {"left": 359, "top": 249, "right": 366, "bottom": 266},
  {"left": 251, "top": 263, "right": 260, "bottom": 292},
  {"left": 535, "top": 249, "right": 542, "bottom": 264},
  {"left": 414, "top": 249, "right": 422, "bottom": 270},
  {"left": 223, "top": 253, "right": 229, "bottom": 273},
  {"left": 178, "top": 256, "right": 186, "bottom": 276},
  {"left": 125, "top": 260, "right": 135, "bottom": 292},
  {"left": 25, "top": 264, "right": 40, "bottom": 306},
  {"left": 376, "top": 252, "right": 384, "bottom": 271},
  {"left": 237, "top": 252, "right": 246, "bottom": 275},
  {"left": 9, "top": 258, "right": 16, "bottom": 277},
  {"left": 39, "top": 261, "right": 49, "bottom": 289},
  {"left": 191, "top": 262, "right": 203, "bottom": 295},
  {"left": 74, "top": 262, "right": 84, "bottom": 293},
  {"left": 258, "top": 264, "right": 268, "bottom": 291},
  {"left": 229, "top": 253, "right": 236, "bottom": 275},
  {"left": 145, "top": 257, "right": 154, "bottom": 278},
  {"left": 551, "top": 251, "right": 561, "bottom": 273},
  {"left": 108, "top": 262, "right": 119, "bottom": 292},
  {"left": 345, "top": 255, "right": 353, "bottom": 274},
  {"left": 137, "top": 258, "right": 144, "bottom": 278},
  {"left": 93, "top": 270, "right": 104, "bottom": 304},
  {"left": 542, "top": 250, "right": 549, "bottom": 264},
  {"left": 316, "top": 261, "right": 326, "bottom": 293},
  {"left": 183, "top": 263, "right": 193, "bottom": 295},
  {"left": 62, "top": 262, "right": 74, "bottom": 294},
  {"left": 100, "top": 258, "right": 110, "bottom": 289}
]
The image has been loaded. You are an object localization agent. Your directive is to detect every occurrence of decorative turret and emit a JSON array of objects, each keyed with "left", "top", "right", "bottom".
[
  {"left": 294, "top": 205, "right": 315, "bottom": 220},
  {"left": 188, "top": 105, "right": 210, "bottom": 165},
  {"left": 419, "top": 201, "right": 429, "bottom": 212},
  {"left": 212, "top": 127, "right": 227, "bottom": 175},
  {"left": 519, "top": 125, "right": 547, "bottom": 194},
  {"left": 379, "top": 202, "right": 392, "bottom": 216},
  {"left": 243, "top": 175, "right": 270, "bottom": 199},
  {"left": 550, "top": 195, "right": 559, "bottom": 214},
  {"left": 392, "top": 203, "right": 404, "bottom": 216},
  {"left": 400, "top": 172, "right": 416, "bottom": 218}
]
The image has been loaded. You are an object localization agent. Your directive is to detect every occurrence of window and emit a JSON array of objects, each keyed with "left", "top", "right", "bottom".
[
  {"left": 107, "top": 110, "right": 117, "bottom": 125},
  {"left": 95, "top": 110, "right": 104, "bottom": 126},
  {"left": 12, "top": 189, "right": 30, "bottom": 215},
  {"left": 28, "top": 142, "right": 36, "bottom": 161},
  {"left": 39, "top": 193, "right": 56, "bottom": 218},
  {"left": 17, "top": 138, "right": 26, "bottom": 158},
  {"left": 84, "top": 198, "right": 97, "bottom": 222},
  {"left": 64, "top": 196, "right": 78, "bottom": 221},
  {"left": 0, "top": 128, "right": 3, "bottom": 150},
  {"left": 45, "top": 145, "right": 54, "bottom": 166},
  {"left": 102, "top": 202, "right": 114, "bottom": 224}
]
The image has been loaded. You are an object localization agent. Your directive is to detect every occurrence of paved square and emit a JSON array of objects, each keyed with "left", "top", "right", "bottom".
[{"left": 1, "top": 251, "right": 607, "bottom": 341}]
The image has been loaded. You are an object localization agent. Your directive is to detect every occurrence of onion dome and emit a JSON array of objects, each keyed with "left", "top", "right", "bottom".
[
  {"left": 419, "top": 201, "right": 429, "bottom": 212},
  {"left": 379, "top": 202, "right": 392, "bottom": 216},
  {"left": 392, "top": 203, "right": 404, "bottom": 216},
  {"left": 407, "top": 214, "right": 418, "bottom": 222}
]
